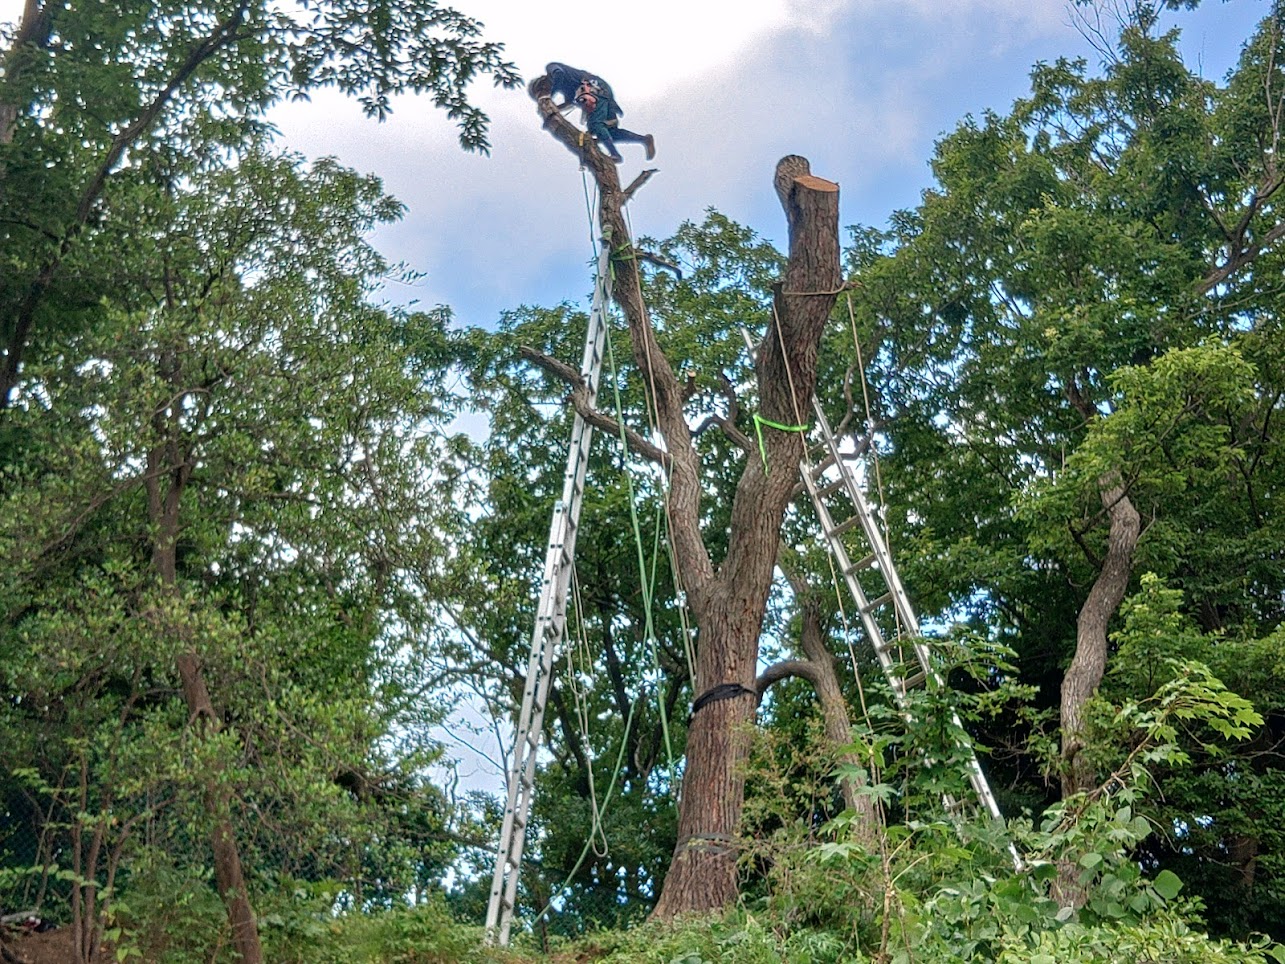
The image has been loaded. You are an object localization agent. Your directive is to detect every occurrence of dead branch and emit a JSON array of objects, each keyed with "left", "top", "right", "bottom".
[{"left": 621, "top": 168, "right": 658, "bottom": 206}]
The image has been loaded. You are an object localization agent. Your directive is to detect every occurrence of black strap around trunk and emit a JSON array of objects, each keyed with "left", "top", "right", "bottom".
[{"left": 688, "top": 682, "right": 756, "bottom": 722}]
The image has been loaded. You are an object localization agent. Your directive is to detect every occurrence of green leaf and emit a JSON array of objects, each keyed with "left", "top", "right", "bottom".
[
  {"left": 1078, "top": 851, "right": 1104, "bottom": 870},
  {"left": 1151, "top": 868, "right": 1183, "bottom": 900}
]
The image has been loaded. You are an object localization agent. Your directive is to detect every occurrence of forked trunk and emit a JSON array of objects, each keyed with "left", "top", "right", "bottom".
[{"left": 530, "top": 82, "right": 843, "bottom": 918}]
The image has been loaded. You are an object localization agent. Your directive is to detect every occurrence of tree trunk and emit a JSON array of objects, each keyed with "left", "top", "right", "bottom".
[
  {"left": 1054, "top": 470, "right": 1141, "bottom": 906},
  {"left": 530, "top": 81, "right": 842, "bottom": 918},
  {"left": 0, "top": 0, "right": 51, "bottom": 147},
  {"left": 146, "top": 359, "right": 263, "bottom": 964},
  {"left": 653, "top": 587, "right": 769, "bottom": 917},
  {"left": 1060, "top": 471, "right": 1141, "bottom": 799},
  {"left": 796, "top": 596, "right": 879, "bottom": 828},
  {"left": 755, "top": 587, "right": 882, "bottom": 832}
]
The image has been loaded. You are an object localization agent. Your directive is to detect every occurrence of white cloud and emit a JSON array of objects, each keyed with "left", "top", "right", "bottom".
[{"left": 460, "top": 0, "right": 795, "bottom": 97}]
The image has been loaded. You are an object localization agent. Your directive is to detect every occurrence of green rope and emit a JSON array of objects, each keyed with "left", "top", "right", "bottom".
[
  {"left": 584, "top": 169, "right": 678, "bottom": 774},
  {"left": 603, "top": 316, "right": 678, "bottom": 778},
  {"left": 752, "top": 412, "right": 810, "bottom": 469},
  {"left": 530, "top": 697, "right": 637, "bottom": 929},
  {"left": 581, "top": 171, "right": 678, "bottom": 780}
]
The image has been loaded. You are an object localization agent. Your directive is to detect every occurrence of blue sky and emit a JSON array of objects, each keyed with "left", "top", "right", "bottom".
[{"left": 266, "top": 0, "right": 1269, "bottom": 331}]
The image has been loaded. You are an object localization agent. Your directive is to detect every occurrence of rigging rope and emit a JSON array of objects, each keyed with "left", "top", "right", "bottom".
[
  {"left": 583, "top": 169, "right": 691, "bottom": 784},
  {"left": 621, "top": 204, "right": 698, "bottom": 688}
]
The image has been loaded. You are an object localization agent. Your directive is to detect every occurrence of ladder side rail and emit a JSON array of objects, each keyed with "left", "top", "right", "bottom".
[
  {"left": 741, "top": 328, "right": 1008, "bottom": 833},
  {"left": 491, "top": 610, "right": 566, "bottom": 938},
  {"left": 807, "top": 406, "right": 1005, "bottom": 823},
  {"left": 484, "top": 612, "right": 558, "bottom": 933},
  {"left": 809, "top": 404, "right": 922, "bottom": 638},
  {"left": 486, "top": 244, "right": 613, "bottom": 942},
  {"left": 799, "top": 463, "right": 907, "bottom": 698}
]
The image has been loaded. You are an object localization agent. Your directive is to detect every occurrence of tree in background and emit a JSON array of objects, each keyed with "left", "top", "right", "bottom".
[
  {"left": 0, "top": 1, "right": 517, "bottom": 957},
  {"left": 846, "top": 0, "right": 1285, "bottom": 914}
]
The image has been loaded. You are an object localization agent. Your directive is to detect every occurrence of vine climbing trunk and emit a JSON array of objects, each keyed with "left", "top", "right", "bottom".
[{"left": 530, "top": 76, "right": 843, "bottom": 917}]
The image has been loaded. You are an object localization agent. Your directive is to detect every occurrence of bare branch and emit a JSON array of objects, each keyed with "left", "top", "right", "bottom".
[
  {"left": 519, "top": 344, "right": 671, "bottom": 467},
  {"left": 755, "top": 658, "right": 822, "bottom": 698},
  {"left": 621, "top": 168, "right": 658, "bottom": 206}
]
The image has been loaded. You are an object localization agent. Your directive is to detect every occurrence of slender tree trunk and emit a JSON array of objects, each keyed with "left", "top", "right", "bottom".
[
  {"left": 1060, "top": 472, "right": 1141, "bottom": 799},
  {"left": 145, "top": 354, "right": 263, "bottom": 964},
  {"left": 755, "top": 586, "right": 881, "bottom": 830},
  {"left": 796, "top": 597, "right": 880, "bottom": 828},
  {"left": 1228, "top": 834, "right": 1259, "bottom": 888},
  {"left": 1054, "top": 470, "right": 1140, "bottom": 906},
  {"left": 0, "top": 0, "right": 51, "bottom": 147}
]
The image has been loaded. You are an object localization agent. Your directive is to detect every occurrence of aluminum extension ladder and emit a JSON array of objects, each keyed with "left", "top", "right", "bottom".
[
  {"left": 742, "top": 329, "right": 1003, "bottom": 823},
  {"left": 485, "top": 237, "right": 613, "bottom": 945},
  {"left": 798, "top": 402, "right": 1004, "bottom": 822}
]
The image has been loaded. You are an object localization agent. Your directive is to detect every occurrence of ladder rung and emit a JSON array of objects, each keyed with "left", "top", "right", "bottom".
[
  {"left": 897, "top": 669, "right": 927, "bottom": 693},
  {"left": 816, "top": 476, "right": 847, "bottom": 498},
  {"left": 862, "top": 591, "right": 894, "bottom": 614},
  {"left": 826, "top": 516, "right": 862, "bottom": 539},
  {"left": 844, "top": 552, "right": 877, "bottom": 575}
]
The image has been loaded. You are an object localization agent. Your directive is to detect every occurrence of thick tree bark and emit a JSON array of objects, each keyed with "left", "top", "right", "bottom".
[
  {"left": 146, "top": 354, "right": 263, "bottom": 964},
  {"left": 530, "top": 77, "right": 844, "bottom": 917}
]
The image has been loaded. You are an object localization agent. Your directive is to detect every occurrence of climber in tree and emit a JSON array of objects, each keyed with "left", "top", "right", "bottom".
[
  {"left": 574, "top": 77, "right": 655, "bottom": 164},
  {"left": 546, "top": 62, "right": 610, "bottom": 110},
  {"left": 544, "top": 62, "right": 656, "bottom": 163}
]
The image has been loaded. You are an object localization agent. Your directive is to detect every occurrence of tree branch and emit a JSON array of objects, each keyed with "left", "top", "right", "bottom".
[
  {"left": 621, "top": 168, "right": 658, "bottom": 206},
  {"left": 1, "top": 2, "right": 252, "bottom": 410},
  {"left": 755, "top": 659, "right": 822, "bottom": 698},
  {"left": 519, "top": 344, "right": 671, "bottom": 467},
  {"left": 531, "top": 74, "right": 712, "bottom": 594}
]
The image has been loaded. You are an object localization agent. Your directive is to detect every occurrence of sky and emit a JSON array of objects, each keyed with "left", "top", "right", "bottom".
[
  {"left": 0, "top": 0, "right": 1271, "bottom": 799},
  {"left": 265, "top": 0, "right": 1268, "bottom": 331}
]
